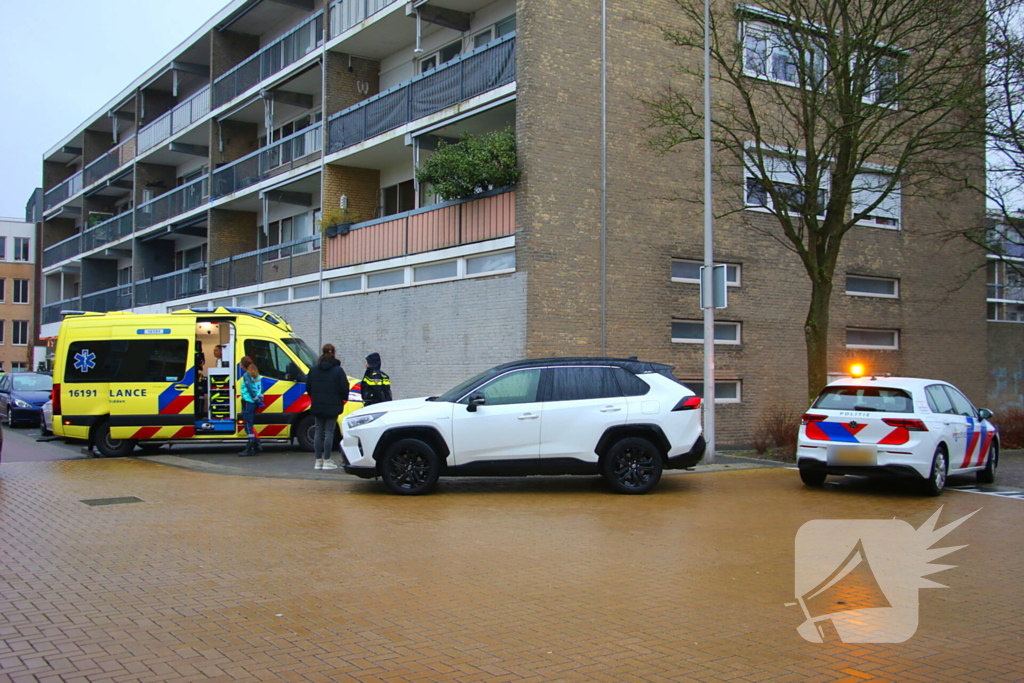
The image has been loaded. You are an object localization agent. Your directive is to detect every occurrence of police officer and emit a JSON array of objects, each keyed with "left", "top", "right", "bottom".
[{"left": 361, "top": 352, "right": 392, "bottom": 406}]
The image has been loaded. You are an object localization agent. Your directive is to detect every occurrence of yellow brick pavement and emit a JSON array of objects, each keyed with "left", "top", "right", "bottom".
[{"left": 0, "top": 459, "right": 1022, "bottom": 682}]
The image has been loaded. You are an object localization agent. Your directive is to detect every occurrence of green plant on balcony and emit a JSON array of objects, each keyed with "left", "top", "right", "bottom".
[
  {"left": 318, "top": 206, "right": 363, "bottom": 237},
  {"left": 415, "top": 128, "right": 519, "bottom": 201}
]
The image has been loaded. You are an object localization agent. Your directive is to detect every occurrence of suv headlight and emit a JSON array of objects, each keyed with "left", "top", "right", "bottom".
[{"left": 346, "top": 412, "right": 385, "bottom": 429}]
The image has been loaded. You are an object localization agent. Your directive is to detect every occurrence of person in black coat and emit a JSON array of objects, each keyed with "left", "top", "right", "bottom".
[
  {"left": 361, "top": 352, "right": 392, "bottom": 406},
  {"left": 304, "top": 343, "right": 347, "bottom": 470}
]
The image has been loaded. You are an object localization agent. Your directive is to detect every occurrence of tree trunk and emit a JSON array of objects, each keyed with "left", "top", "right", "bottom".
[{"left": 804, "top": 279, "right": 833, "bottom": 403}]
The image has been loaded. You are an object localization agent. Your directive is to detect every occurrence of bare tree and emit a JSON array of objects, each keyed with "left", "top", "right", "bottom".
[{"left": 644, "top": 0, "right": 989, "bottom": 400}]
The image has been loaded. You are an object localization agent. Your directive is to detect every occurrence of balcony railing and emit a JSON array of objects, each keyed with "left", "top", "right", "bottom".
[
  {"left": 213, "top": 12, "right": 324, "bottom": 108},
  {"left": 83, "top": 212, "right": 134, "bottom": 252},
  {"left": 137, "top": 175, "right": 209, "bottom": 230},
  {"left": 211, "top": 124, "right": 322, "bottom": 198},
  {"left": 84, "top": 136, "right": 136, "bottom": 187},
  {"left": 138, "top": 87, "right": 212, "bottom": 153},
  {"left": 82, "top": 284, "right": 132, "bottom": 314},
  {"left": 42, "top": 298, "right": 81, "bottom": 325},
  {"left": 327, "top": 34, "right": 515, "bottom": 154},
  {"left": 328, "top": 0, "right": 394, "bottom": 38},
  {"left": 326, "top": 187, "right": 515, "bottom": 268},
  {"left": 42, "top": 233, "right": 83, "bottom": 268},
  {"left": 135, "top": 266, "right": 208, "bottom": 306},
  {"left": 210, "top": 236, "right": 320, "bottom": 292},
  {"left": 43, "top": 170, "right": 84, "bottom": 212}
]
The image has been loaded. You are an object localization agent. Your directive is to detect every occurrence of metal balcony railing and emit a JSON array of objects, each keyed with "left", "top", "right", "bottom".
[
  {"left": 42, "top": 298, "right": 81, "bottom": 325},
  {"left": 43, "top": 170, "right": 84, "bottom": 212},
  {"left": 82, "top": 285, "right": 132, "bottom": 313},
  {"left": 83, "top": 136, "right": 136, "bottom": 187},
  {"left": 136, "top": 175, "right": 209, "bottom": 230},
  {"left": 327, "top": 34, "right": 515, "bottom": 154},
  {"left": 328, "top": 0, "right": 394, "bottom": 38},
  {"left": 138, "top": 87, "right": 212, "bottom": 153},
  {"left": 135, "top": 265, "right": 208, "bottom": 306},
  {"left": 209, "top": 235, "right": 320, "bottom": 292},
  {"left": 82, "top": 212, "right": 134, "bottom": 252},
  {"left": 213, "top": 12, "right": 324, "bottom": 108},
  {"left": 42, "top": 233, "right": 83, "bottom": 268},
  {"left": 211, "top": 123, "right": 322, "bottom": 198}
]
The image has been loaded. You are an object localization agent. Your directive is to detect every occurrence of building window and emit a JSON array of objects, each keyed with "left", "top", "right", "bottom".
[
  {"left": 117, "top": 266, "right": 133, "bottom": 286},
  {"left": 367, "top": 269, "right": 405, "bottom": 289},
  {"left": 413, "top": 261, "right": 458, "bottom": 283},
  {"left": 466, "top": 251, "right": 515, "bottom": 275},
  {"left": 13, "top": 237, "right": 29, "bottom": 262},
  {"left": 292, "top": 283, "right": 319, "bottom": 299},
  {"left": 846, "top": 275, "right": 899, "bottom": 298},
  {"left": 420, "top": 40, "right": 462, "bottom": 73},
  {"left": 865, "top": 56, "right": 900, "bottom": 106},
  {"left": 472, "top": 14, "right": 516, "bottom": 49},
  {"left": 13, "top": 279, "right": 29, "bottom": 305},
  {"left": 263, "top": 288, "right": 289, "bottom": 304},
  {"left": 0, "top": 278, "right": 6, "bottom": 303},
  {"left": 382, "top": 180, "right": 415, "bottom": 217},
  {"left": 745, "top": 155, "right": 827, "bottom": 216},
  {"left": 681, "top": 380, "right": 742, "bottom": 403},
  {"left": 846, "top": 327, "right": 899, "bottom": 349},
  {"left": 852, "top": 173, "right": 900, "bottom": 228},
  {"left": 12, "top": 320, "right": 29, "bottom": 346},
  {"left": 0, "top": 320, "right": 5, "bottom": 344},
  {"left": 11, "top": 362, "right": 27, "bottom": 373},
  {"left": 328, "top": 276, "right": 362, "bottom": 294},
  {"left": 742, "top": 21, "right": 824, "bottom": 87},
  {"left": 671, "top": 260, "right": 741, "bottom": 286},
  {"left": 261, "top": 212, "right": 317, "bottom": 261},
  {"left": 0, "top": 237, "right": 6, "bottom": 260},
  {"left": 987, "top": 259, "right": 1024, "bottom": 321},
  {"left": 671, "top": 320, "right": 741, "bottom": 344}
]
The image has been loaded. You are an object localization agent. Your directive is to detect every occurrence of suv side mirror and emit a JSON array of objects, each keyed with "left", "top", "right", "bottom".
[
  {"left": 978, "top": 408, "right": 994, "bottom": 420},
  {"left": 467, "top": 393, "right": 486, "bottom": 412}
]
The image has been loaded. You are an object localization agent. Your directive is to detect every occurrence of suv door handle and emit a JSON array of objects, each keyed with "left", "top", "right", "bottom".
[
  {"left": 600, "top": 406, "right": 622, "bottom": 412},
  {"left": 517, "top": 413, "right": 539, "bottom": 420}
]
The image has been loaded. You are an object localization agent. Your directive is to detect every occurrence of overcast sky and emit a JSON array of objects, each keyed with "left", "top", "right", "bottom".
[{"left": 0, "top": 0, "right": 230, "bottom": 220}]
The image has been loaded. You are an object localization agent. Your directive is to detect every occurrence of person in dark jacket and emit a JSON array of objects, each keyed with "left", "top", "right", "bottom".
[
  {"left": 361, "top": 352, "right": 392, "bottom": 406},
  {"left": 304, "top": 343, "right": 347, "bottom": 470}
]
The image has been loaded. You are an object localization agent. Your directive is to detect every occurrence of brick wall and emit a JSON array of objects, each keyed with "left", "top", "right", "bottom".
[
  {"left": 139, "top": 90, "right": 176, "bottom": 129},
  {"left": 41, "top": 218, "right": 76, "bottom": 249},
  {"left": 134, "top": 163, "right": 177, "bottom": 206},
  {"left": 0, "top": 262, "right": 36, "bottom": 370},
  {"left": 211, "top": 120, "right": 259, "bottom": 167},
  {"left": 210, "top": 30, "right": 260, "bottom": 80},
  {"left": 209, "top": 209, "right": 257, "bottom": 263},
  {"left": 322, "top": 164, "right": 380, "bottom": 265},
  {"left": 83, "top": 130, "right": 114, "bottom": 167},
  {"left": 324, "top": 51, "right": 380, "bottom": 118},
  {"left": 43, "top": 161, "right": 76, "bottom": 193}
]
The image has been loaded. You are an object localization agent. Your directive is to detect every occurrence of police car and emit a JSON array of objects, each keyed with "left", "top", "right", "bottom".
[{"left": 797, "top": 368, "right": 999, "bottom": 496}]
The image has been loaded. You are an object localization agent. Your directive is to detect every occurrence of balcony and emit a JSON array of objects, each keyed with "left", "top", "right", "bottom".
[
  {"left": 42, "top": 298, "right": 81, "bottom": 325},
  {"left": 84, "top": 136, "right": 136, "bottom": 188},
  {"left": 43, "top": 170, "right": 84, "bottom": 212},
  {"left": 328, "top": 0, "right": 393, "bottom": 38},
  {"left": 326, "top": 187, "right": 514, "bottom": 268},
  {"left": 327, "top": 34, "right": 515, "bottom": 154},
  {"left": 210, "top": 236, "right": 320, "bottom": 292},
  {"left": 43, "top": 234, "right": 83, "bottom": 269},
  {"left": 83, "top": 212, "right": 134, "bottom": 252},
  {"left": 213, "top": 11, "right": 324, "bottom": 109},
  {"left": 135, "top": 266, "right": 208, "bottom": 306},
  {"left": 211, "top": 123, "right": 322, "bottom": 199},
  {"left": 82, "top": 285, "right": 132, "bottom": 314},
  {"left": 137, "top": 175, "right": 209, "bottom": 231},
  {"left": 138, "top": 87, "right": 211, "bottom": 154}
]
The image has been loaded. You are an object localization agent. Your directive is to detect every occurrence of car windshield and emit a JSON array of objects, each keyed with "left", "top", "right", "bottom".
[
  {"left": 435, "top": 368, "right": 502, "bottom": 402},
  {"left": 812, "top": 386, "right": 913, "bottom": 413},
  {"left": 14, "top": 374, "right": 53, "bottom": 392},
  {"left": 282, "top": 338, "right": 317, "bottom": 369}
]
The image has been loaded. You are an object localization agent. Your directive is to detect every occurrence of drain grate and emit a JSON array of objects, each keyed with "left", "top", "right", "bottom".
[{"left": 80, "top": 497, "right": 144, "bottom": 507}]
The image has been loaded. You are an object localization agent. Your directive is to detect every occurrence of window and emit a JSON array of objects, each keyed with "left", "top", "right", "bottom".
[
  {"left": 742, "top": 21, "right": 825, "bottom": 86},
  {"left": 852, "top": 173, "right": 900, "bottom": 228},
  {"left": 420, "top": 40, "right": 462, "bottom": 73},
  {"left": 682, "top": 380, "right": 742, "bottom": 403},
  {"left": 117, "top": 266, "right": 133, "bottom": 287},
  {"left": 293, "top": 283, "right": 319, "bottom": 300},
  {"left": 0, "top": 320, "right": 5, "bottom": 344},
  {"left": 466, "top": 251, "right": 515, "bottom": 275},
  {"left": 0, "top": 237, "right": 6, "bottom": 259},
  {"left": 262, "top": 212, "right": 317, "bottom": 260},
  {"left": 987, "top": 260, "right": 1024, "bottom": 321},
  {"left": 671, "top": 260, "right": 741, "bottom": 286},
  {"left": 11, "top": 362, "right": 25, "bottom": 372},
  {"left": 473, "top": 14, "right": 516, "bottom": 48},
  {"left": 745, "top": 155, "right": 827, "bottom": 216},
  {"left": 175, "top": 245, "right": 207, "bottom": 270},
  {"left": 414, "top": 261, "right": 458, "bottom": 283},
  {"left": 64, "top": 340, "right": 188, "bottom": 383},
  {"left": 846, "top": 275, "right": 898, "bottom": 298},
  {"left": 546, "top": 367, "right": 622, "bottom": 402},
  {"left": 13, "top": 237, "right": 29, "bottom": 262},
  {"left": 236, "top": 294, "right": 259, "bottom": 307},
  {"left": 0, "top": 278, "right": 5, "bottom": 303},
  {"left": 13, "top": 279, "right": 29, "bottom": 305},
  {"left": 865, "top": 55, "right": 900, "bottom": 106},
  {"left": 814, "top": 386, "right": 913, "bottom": 413},
  {"left": 468, "top": 369, "right": 541, "bottom": 406},
  {"left": 845, "top": 327, "right": 899, "bottom": 349},
  {"left": 612, "top": 367, "right": 651, "bottom": 396},
  {"left": 264, "top": 289, "right": 289, "bottom": 304},
  {"left": 943, "top": 386, "right": 977, "bottom": 418},
  {"left": 672, "top": 320, "right": 741, "bottom": 344},
  {"left": 243, "top": 339, "right": 300, "bottom": 382},
  {"left": 925, "top": 385, "right": 955, "bottom": 414},
  {"left": 12, "top": 320, "right": 28, "bottom": 346},
  {"left": 329, "top": 276, "right": 362, "bottom": 294},
  {"left": 0, "top": 362, "right": 4, "bottom": 372},
  {"left": 382, "top": 180, "right": 415, "bottom": 216},
  {"left": 367, "top": 270, "right": 405, "bottom": 289}
]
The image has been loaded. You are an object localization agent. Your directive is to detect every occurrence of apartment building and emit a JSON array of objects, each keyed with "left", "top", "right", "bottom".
[
  {"left": 37, "top": 0, "right": 997, "bottom": 441},
  {"left": 0, "top": 218, "right": 37, "bottom": 373}
]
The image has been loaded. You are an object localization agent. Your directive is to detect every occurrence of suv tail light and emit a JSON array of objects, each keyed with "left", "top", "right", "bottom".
[
  {"left": 673, "top": 396, "right": 702, "bottom": 411},
  {"left": 52, "top": 384, "right": 61, "bottom": 415},
  {"left": 801, "top": 413, "right": 826, "bottom": 425},
  {"left": 882, "top": 418, "right": 928, "bottom": 431}
]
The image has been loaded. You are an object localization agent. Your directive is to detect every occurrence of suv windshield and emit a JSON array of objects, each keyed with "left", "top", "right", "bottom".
[
  {"left": 435, "top": 368, "right": 502, "bottom": 402},
  {"left": 14, "top": 374, "right": 53, "bottom": 392},
  {"left": 282, "top": 338, "right": 317, "bottom": 369},
  {"left": 813, "top": 386, "right": 913, "bottom": 413}
]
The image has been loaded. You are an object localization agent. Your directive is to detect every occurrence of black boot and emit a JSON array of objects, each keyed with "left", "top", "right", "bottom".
[
  {"left": 254, "top": 439, "right": 263, "bottom": 453},
  {"left": 238, "top": 439, "right": 257, "bottom": 457}
]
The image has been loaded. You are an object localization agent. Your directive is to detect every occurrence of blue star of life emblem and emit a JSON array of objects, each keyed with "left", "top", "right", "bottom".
[{"left": 74, "top": 349, "right": 96, "bottom": 373}]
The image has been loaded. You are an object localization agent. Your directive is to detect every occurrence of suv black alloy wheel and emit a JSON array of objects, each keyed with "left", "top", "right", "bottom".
[
  {"left": 381, "top": 438, "right": 441, "bottom": 495},
  {"left": 603, "top": 437, "right": 663, "bottom": 494}
]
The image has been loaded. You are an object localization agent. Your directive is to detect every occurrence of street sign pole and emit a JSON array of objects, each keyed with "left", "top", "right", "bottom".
[{"left": 702, "top": 0, "right": 716, "bottom": 464}]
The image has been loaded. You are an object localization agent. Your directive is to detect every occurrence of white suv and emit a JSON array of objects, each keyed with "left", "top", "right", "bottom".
[{"left": 341, "top": 358, "right": 706, "bottom": 495}]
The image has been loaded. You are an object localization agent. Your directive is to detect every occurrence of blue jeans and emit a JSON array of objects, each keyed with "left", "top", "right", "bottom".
[
  {"left": 241, "top": 400, "right": 258, "bottom": 439},
  {"left": 314, "top": 415, "right": 337, "bottom": 459}
]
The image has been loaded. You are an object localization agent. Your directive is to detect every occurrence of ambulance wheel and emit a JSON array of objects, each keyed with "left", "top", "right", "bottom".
[
  {"left": 295, "top": 415, "right": 316, "bottom": 452},
  {"left": 94, "top": 423, "right": 136, "bottom": 458}
]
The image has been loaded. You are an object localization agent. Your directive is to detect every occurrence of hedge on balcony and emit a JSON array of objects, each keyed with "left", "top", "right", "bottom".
[{"left": 416, "top": 128, "right": 519, "bottom": 201}]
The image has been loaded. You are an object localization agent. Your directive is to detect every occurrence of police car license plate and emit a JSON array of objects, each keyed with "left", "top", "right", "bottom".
[{"left": 828, "top": 445, "right": 877, "bottom": 466}]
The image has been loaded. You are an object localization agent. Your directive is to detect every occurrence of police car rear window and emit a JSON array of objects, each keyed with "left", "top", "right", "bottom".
[
  {"left": 65, "top": 340, "right": 188, "bottom": 383},
  {"left": 812, "top": 386, "right": 913, "bottom": 413}
]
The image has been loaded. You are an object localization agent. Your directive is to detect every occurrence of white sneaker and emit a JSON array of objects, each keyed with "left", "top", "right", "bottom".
[
  {"left": 315, "top": 459, "right": 324, "bottom": 470},
  {"left": 321, "top": 459, "right": 339, "bottom": 470}
]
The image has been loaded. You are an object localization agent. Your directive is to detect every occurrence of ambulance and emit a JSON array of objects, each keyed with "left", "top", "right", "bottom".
[{"left": 51, "top": 307, "right": 362, "bottom": 457}]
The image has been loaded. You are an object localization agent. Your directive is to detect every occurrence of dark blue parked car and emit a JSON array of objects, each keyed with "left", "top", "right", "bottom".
[{"left": 0, "top": 373, "right": 53, "bottom": 428}]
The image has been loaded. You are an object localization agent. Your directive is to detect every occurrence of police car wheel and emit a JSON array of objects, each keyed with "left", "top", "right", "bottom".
[
  {"left": 922, "top": 447, "right": 947, "bottom": 497},
  {"left": 977, "top": 443, "right": 997, "bottom": 484},
  {"left": 295, "top": 415, "right": 316, "bottom": 452},
  {"left": 94, "top": 423, "right": 136, "bottom": 458}
]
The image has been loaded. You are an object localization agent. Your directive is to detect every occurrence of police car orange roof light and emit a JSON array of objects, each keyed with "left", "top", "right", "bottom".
[{"left": 850, "top": 363, "right": 866, "bottom": 378}]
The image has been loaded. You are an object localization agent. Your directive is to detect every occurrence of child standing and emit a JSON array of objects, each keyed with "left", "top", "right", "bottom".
[{"left": 238, "top": 356, "right": 263, "bottom": 457}]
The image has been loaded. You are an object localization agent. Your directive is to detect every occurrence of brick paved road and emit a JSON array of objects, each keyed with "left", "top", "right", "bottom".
[{"left": 1, "top": 458, "right": 1022, "bottom": 682}]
